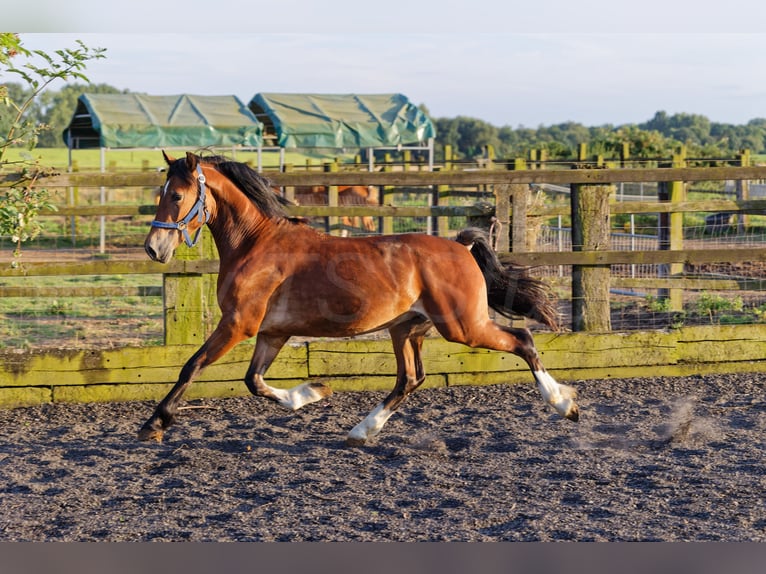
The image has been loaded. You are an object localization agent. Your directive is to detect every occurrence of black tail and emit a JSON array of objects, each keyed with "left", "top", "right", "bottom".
[{"left": 455, "top": 228, "right": 560, "bottom": 330}]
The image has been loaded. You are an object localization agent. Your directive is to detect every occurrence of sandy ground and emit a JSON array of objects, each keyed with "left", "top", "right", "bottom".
[{"left": 0, "top": 372, "right": 765, "bottom": 541}]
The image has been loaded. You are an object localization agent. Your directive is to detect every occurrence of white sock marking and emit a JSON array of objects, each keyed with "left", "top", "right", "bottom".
[
  {"left": 347, "top": 402, "right": 393, "bottom": 444},
  {"left": 266, "top": 382, "right": 329, "bottom": 411},
  {"left": 534, "top": 369, "right": 577, "bottom": 418}
]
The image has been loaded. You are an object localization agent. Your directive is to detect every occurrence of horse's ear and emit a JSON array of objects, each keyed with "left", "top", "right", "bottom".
[
  {"left": 185, "top": 152, "right": 199, "bottom": 173},
  {"left": 162, "top": 150, "right": 175, "bottom": 165}
]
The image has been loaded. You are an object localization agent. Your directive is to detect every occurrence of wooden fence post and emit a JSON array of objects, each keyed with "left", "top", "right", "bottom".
[
  {"left": 511, "top": 184, "right": 528, "bottom": 254},
  {"left": 529, "top": 148, "right": 547, "bottom": 170},
  {"left": 380, "top": 159, "right": 395, "bottom": 236},
  {"left": 68, "top": 185, "right": 80, "bottom": 246},
  {"left": 658, "top": 147, "right": 686, "bottom": 311},
  {"left": 493, "top": 184, "right": 510, "bottom": 253},
  {"left": 493, "top": 158, "right": 527, "bottom": 254},
  {"left": 163, "top": 230, "right": 215, "bottom": 346},
  {"left": 325, "top": 162, "right": 340, "bottom": 235},
  {"left": 571, "top": 170, "right": 614, "bottom": 332},
  {"left": 620, "top": 142, "right": 630, "bottom": 167},
  {"left": 577, "top": 143, "right": 588, "bottom": 162},
  {"left": 736, "top": 149, "right": 751, "bottom": 234},
  {"left": 443, "top": 144, "right": 453, "bottom": 170}
]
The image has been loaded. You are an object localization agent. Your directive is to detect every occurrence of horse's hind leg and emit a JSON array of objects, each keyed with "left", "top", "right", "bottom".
[
  {"left": 501, "top": 325, "right": 579, "bottom": 421},
  {"left": 432, "top": 313, "right": 579, "bottom": 421},
  {"left": 347, "top": 317, "right": 431, "bottom": 446},
  {"left": 245, "top": 334, "right": 332, "bottom": 410}
]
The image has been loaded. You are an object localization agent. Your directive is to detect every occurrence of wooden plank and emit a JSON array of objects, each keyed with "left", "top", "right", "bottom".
[
  {"left": 10, "top": 164, "right": 766, "bottom": 188},
  {"left": 0, "top": 285, "right": 162, "bottom": 298},
  {"left": 316, "top": 374, "right": 446, "bottom": 393},
  {"left": 450, "top": 358, "right": 766, "bottom": 386},
  {"left": 612, "top": 277, "right": 766, "bottom": 291},
  {"left": 50, "top": 378, "right": 309, "bottom": 405},
  {"left": 2, "top": 325, "right": 765, "bottom": 408},
  {"left": 508, "top": 247, "right": 766, "bottom": 267},
  {"left": 307, "top": 340, "right": 395, "bottom": 376},
  {"left": 32, "top": 198, "right": 766, "bottom": 219},
  {"left": 423, "top": 342, "right": 525, "bottom": 374},
  {"left": 310, "top": 332, "right": 681, "bottom": 376},
  {"left": 50, "top": 205, "right": 158, "bottom": 216},
  {"left": 532, "top": 331, "right": 678, "bottom": 369},
  {"left": 272, "top": 165, "right": 766, "bottom": 186},
  {"left": 0, "top": 387, "right": 52, "bottom": 408},
  {"left": 675, "top": 324, "right": 766, "bottom": 363},
  {"left": 0, "top": 259, "right": 220, "bottom": 278},
  {"left": 0, "top": 342, "right": 308, "bottom": 388}
]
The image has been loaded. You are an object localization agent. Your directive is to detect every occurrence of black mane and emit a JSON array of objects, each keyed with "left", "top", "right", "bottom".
[{"left": 169, "top": 154, "right": 291, "bottom": 219}]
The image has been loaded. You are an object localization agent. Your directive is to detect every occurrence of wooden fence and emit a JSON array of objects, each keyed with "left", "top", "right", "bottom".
[{"left": 2, "top": 162, "right": 766, "bottom": 407}]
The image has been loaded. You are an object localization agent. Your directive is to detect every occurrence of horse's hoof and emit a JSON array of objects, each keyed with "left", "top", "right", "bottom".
[
  {"left": 345, "top": 436, "right": 367, "bottom": 447},
  {"left": 137, "top": 427, "right": 164, "bottom": 442},
  {"left": 309, "top": 381, "right": 333, "bottom": 399},
  {"left": 565, "top": 404, "right": 580, "bottom": 422}
]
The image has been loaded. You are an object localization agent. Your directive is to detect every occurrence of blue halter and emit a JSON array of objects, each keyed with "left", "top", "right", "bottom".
[{"left": 151, "top": 164, "right": 211, "bottom": 247}]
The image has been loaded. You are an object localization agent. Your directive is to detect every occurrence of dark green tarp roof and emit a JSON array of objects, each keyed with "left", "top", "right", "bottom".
[
  {"left": 63, "top": 94, "right": 263, "bottom": 149},
  {"left": 249, "top": 93, "right": 435, "bottom": 149}
]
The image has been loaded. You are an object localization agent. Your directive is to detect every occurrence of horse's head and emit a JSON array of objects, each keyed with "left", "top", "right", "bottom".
[{"left": 145, "top": 151, "right": 212, "bottom": 263}]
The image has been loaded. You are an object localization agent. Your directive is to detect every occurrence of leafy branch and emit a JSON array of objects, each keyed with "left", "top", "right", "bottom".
[{"left": 1, "top": 34, "right": 105, "bottom": 266}]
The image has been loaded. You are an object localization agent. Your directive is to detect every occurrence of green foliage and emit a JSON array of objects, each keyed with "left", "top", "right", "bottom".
[
  {"left": 433, "top": 110, "right": 766, "bottom": 162},
  {"left": 696, "top": 293, "right": 743, "bottom": 315},
  {"left": 692, "top": 293, "right": 747, "bottom": 325},
  {"left": 0, "top": 180, "right": 58, "bottom": 260},
  {"left": 645, "top": 295, "right": 672, "bottom": 313},
  {"left": 0, "top": 34, "right": 105, "bottom": 264},
  {"left": 1, "top": 35, "right": 106, "bottom": 161}
]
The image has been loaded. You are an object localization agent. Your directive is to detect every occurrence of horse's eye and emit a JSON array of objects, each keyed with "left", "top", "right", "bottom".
[{"left": 171, "top": 192, "right": 183, "bottom": 202}]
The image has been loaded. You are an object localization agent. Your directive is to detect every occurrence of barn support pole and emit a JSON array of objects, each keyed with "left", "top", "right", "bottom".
[
  {"left": 571, "top": 172, "right": 614, "bottom": 332},
  {"left": 99, "top": 148, "right": 106, "bottom": 254},
  {"left": 658, "top": 148, "right": 686, "bottom": 312}
]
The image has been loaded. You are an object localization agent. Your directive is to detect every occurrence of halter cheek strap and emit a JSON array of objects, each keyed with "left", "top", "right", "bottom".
[{"left": 151, "top": 164, "right": 211, "bottom": 247}]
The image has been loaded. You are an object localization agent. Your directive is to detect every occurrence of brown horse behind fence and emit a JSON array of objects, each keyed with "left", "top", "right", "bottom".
[
  {"left": 293, "top": 185, "right": 378, "bottom": 233},
  {"left": 140, "top": 152, "right": 578, "bottom": 445}
]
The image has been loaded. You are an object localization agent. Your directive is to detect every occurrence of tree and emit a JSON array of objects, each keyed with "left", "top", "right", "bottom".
[{"left": 0, "top": 34, "right": 106, "bottom": 265}]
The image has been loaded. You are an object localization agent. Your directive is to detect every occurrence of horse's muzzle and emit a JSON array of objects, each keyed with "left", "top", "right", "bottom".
[
  {"left": 145, "top": 243, "right": 158, "bottom": 261},
  {"left": 144, "top": 236, "right": 174, "bottom": 264}
]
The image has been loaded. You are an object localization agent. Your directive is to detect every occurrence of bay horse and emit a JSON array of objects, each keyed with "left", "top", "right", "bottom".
[
  {"left": 293, "top": 185, "right": 378, "bottom": 234},
  {"left": 140, "top": 152, "right": 579, "bottom": 446}
]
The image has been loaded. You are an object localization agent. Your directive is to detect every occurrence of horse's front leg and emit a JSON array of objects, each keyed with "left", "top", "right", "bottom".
[
  {"left": 138, "top": 323, "right": 246, "bottom": 442},
  {"left": 244, "top": 334, "right": 332, "bottom": 410}
]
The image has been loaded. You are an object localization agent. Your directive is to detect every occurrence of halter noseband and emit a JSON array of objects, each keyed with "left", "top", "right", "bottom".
[{"left": 151, "top": 164, "right": 211, "bottom": 247}]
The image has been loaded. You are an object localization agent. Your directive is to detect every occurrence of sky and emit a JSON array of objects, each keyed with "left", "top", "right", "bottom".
[{"left": 8, "top": 1, "right": 766, "bottom": 129}]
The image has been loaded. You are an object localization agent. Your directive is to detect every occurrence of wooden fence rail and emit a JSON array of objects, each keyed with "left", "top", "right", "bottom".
[{"left": 4, "top": 164, "right": 766, "bottom": 187}]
